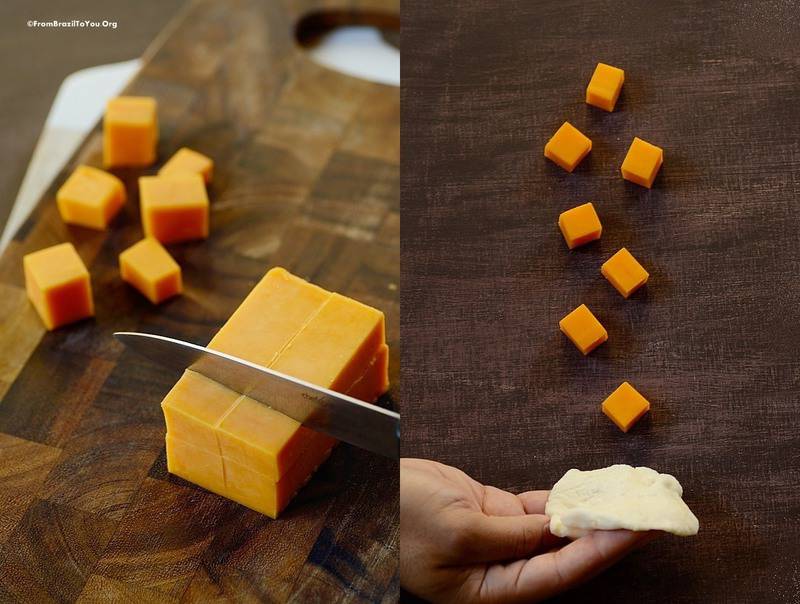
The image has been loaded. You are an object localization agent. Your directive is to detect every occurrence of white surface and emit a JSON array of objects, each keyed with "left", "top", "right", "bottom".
[
  {"left": 307, "top": 26, "right": 399, "bottom": 87},
  {"left": 545, "top": 465, "right": 700, "bottom": 538},
  {"left": 1, "top": 26, "right": 398, "bottom": 251},
  {"left": 0, "top": 60, "right": 141, "bottom": 250}
]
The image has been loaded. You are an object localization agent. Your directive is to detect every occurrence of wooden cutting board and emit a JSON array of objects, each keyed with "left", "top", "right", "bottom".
[{"left": 0, "top": 0, "right": 398, "bottom": 601}]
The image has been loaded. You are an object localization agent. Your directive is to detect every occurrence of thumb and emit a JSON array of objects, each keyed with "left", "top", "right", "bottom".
[{"left": 455, "top": 513, "right": 555, "bottom": 564}]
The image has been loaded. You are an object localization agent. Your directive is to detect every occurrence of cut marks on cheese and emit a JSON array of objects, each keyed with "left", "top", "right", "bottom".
[
  {"left": 161, "top": 267, "right": 390, "bottom": 518},
  {"left": 208, "top": 267, "right": 332, "bottom": 368},
  {"left": 545, "top": 464, "right": 700, "bottom": 538}
]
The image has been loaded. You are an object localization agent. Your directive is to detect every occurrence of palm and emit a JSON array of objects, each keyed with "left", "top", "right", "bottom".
[{"left": 401, "top": 458, "right": 655, "bottom": 603}]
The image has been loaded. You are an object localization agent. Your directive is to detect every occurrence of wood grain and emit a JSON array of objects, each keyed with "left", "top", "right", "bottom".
[
  {"left": 0, "top": 0, "right": 398, "bottom": 601},
  {"left": 401, "top": 1, "right": 800, "bottom": 602}
]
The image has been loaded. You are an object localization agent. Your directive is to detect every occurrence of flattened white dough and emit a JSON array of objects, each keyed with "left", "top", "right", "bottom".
[{"left": 545, "top": 465, "right": 699, "bottom": 538}]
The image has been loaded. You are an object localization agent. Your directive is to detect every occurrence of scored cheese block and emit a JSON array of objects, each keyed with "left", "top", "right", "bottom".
[
  {"left": 163, "top": 342, "right": 386, "bottom": 483},
  {"left": 162, "top": 370, "right": 239, "bottom": 452},
  {"left": 208, "top": 267, "right": 332, "bottom": 368},
  {"left": 23, "top": 242, "right": 94, "bottom": 330},
  {"left": 271, "top": 293, "right": 385, "bottom": 393},
  {"left": 160, "top": 267, "right": 389, "bottom": 517},
  {"left": 167, "top": 430, "right": 334, "bottom": 519},
  {"left": 348, "top": 344, "right": 390, "bottom": 403}
]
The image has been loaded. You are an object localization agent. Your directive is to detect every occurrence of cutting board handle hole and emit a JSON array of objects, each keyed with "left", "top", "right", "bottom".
[{"left": 295, "top": 10, "right": 399, "bottom": 86}]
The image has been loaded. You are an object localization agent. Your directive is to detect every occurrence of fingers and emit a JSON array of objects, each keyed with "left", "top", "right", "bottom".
[
  {"left": 481, "top": 485, "right": 529, "bottom": 516},
  {"left": 516, "top": 490, "right": 550, "bottom": 515},
  {"left": 548, "top": 529, "right": 656, "bottom": 588},
  {"left": 453, "top": 513, "right": 558, "bottom": 564},
  {"left": 489, "top": 529, "right": 658, "bottom": 602}
]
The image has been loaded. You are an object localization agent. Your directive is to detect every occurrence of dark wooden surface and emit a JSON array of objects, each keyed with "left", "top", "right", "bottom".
[
  {"left": 402, "top": 1, "right": 800, "bottom": 602},
  {"left": 0, "top": 0, "right": 399, "bottom": 601}
]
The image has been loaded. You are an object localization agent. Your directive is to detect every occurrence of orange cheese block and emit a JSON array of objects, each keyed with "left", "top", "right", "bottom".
[
  {"left": 162, "top": 370, "right": 239, "bottom": 452},
  {"left": 163, "top": 341, "right": 388, "bottom": 484},
  {"left": 215, "top": 398, "right": 323, "bottom": 482},
  {"left": 166, "top": 431, "right": 334, "bottom": 519},
  {"left": 166, "top": 434, "right": 226, "bottom": 495},
  {"left": 160, "top": 267, "right": 389, "bottom": 516},
  {"left": 23, "top": 243, "right": 94, "bottom": 330},
  {"left": 119, "top": 238, "right": 182, "bottom": 304},
  {"left": 159, "top": 147, "right": 213, "bottom": 183},
  {"left": 348, "top": 344, "right": 390, "bottom": 403},
  {"left": 586, "top": 63, "right": 625, "bottom": 112},
  {"left": 139, "top": 174, "right": 209, "bottom": 243},
  {"left": 601, "top": 248, "right": 649, "bottom": 298},
  {"left": 208, "top": 267, "right": 332, "bottom": 368},
  {"left": 602, "top": 381, "right": 650, "bottom": 432},
  {"left": 162, "top": 344, "right": 387, "bottom": 517},
  {"left": 103, "top": 96, "right": 158, "bottom": 167},
  {"left": 544, "top": 122, "right": 592, "bottom": 172},
  {"left": 56, "top": 165, "right": 126, "bottom": 229},
  {"left": 621, "top": 137, "right": 663, "bottom": 188},
  {"left": 215, "top": 341, "right": 388, "bottom": 481},
  {"left": 222, "top": 431, "right": 335, "bottom": 518},
  {"left": 271, "top": 293, "right": 385, "bottom": 393},
  {"left": 558, "top": 202, "right": 602, "bottom": 249},
  {"left": 559, "top": 304, "right": 607, "bottom": 355}
]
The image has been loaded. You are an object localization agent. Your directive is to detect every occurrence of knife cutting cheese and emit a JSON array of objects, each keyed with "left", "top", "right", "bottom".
[{"left": 159, "top": 267, "right": 390, "bottom": 518}]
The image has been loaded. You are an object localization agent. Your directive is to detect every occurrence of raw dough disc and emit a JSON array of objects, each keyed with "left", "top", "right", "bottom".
[{"left": 545, "top": 464, "right": 699, "bottom": 538}]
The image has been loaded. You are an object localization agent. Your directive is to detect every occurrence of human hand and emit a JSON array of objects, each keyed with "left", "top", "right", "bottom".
[{"left": 400, "top": 458, "right": 657, "bottom": 603}]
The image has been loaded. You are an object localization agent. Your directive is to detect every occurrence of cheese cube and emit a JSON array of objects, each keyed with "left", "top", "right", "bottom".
[
  {"left": 601, "top": 248, "right": 649, "bottom": 298},
  {"left": 139, "top": 174, "right": 209, "bottom": 243},
  {"left": 544, "top": 122, "right": 592, "bottom": 172},
  {"left": 559, "top": 304, "right": 607, "bottom": 355},
  {"left": 103, "top": 96, "right": 158, "bottom": 167},
  {"left": 621, "top": 137, "right": 663, "bottom": 188},
  {"left": 56, "top": 165, "right": 126, "bottom": 229},
  {"left": 119, "top": 237, "right": 182, "bottom": 304},
  {"left": 159, "top": 147, "right": 213, "bottom": 183},
  {"left": 23, "top": 243, "right": 94, "bottom": 330},
  {"left": 558, "top": 202, "right": 602, "bottom": 249},
  {"left": 586, "top": 63, "right": 625, "bottom": 112},
  {"left": 602, "top": 382, "right": 650, "bottom": 432}
]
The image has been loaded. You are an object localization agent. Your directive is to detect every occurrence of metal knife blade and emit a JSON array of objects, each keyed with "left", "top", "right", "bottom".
[{"left": 114, "top": 331, "right": 399, "bottom": 459}]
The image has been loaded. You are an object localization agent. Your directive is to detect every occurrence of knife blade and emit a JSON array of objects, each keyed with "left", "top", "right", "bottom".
[{"left": 114, "top": 331, "right": 399, "bottom": 459}]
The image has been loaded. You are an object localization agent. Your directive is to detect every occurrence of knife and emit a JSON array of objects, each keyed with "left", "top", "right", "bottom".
[{"left": 114, "top": 331, "right": 400, "bottom": 459}]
